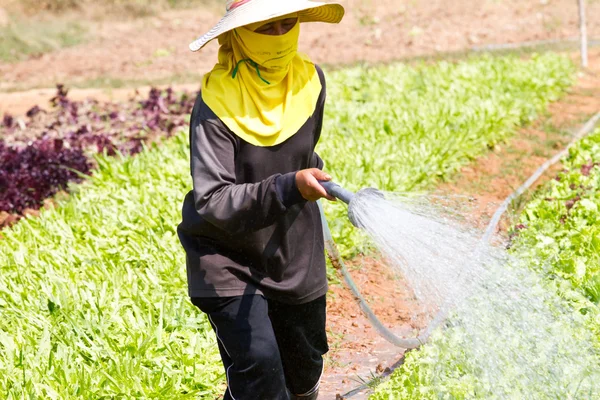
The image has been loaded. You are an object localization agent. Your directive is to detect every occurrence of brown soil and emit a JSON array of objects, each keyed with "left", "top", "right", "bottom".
[
  {"left": 319, "top": 49, "right": 600, "bottom": 399},
  {"left": 437, "top": 48, "right": 600, "bottom": 236},
  {"left": 0, "top": 84, "right": 201, "bottom": 120},
  {"left": 0, "top": 0, "right": 599, "bottom": 98},
  {"left": 322, "top": 256, "right": 429, "bottom": 399}
]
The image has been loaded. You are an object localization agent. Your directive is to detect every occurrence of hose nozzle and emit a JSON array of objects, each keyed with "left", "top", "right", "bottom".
[{"left": 319, "top": 181, "right": 384, "bottom": 228}]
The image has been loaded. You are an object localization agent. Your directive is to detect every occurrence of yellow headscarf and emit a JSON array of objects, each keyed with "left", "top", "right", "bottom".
[{"left": 201, "top": 16, "right": 322, "bottom": 147}]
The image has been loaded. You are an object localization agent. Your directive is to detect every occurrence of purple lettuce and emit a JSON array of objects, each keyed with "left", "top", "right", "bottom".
[
  {"left": 0, "top": 138, "right": 91, "bottom": 213},
  {"left": 0, "top": 84, "right": 199, "bottom": 216}
]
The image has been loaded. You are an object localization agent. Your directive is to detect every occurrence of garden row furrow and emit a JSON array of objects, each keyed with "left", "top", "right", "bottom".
[
  {"left": 372, "top": 129, "right": 600, "bottom": 399},
  {"left": 321, "top": 53, "right": 575, "bottom": 255}
]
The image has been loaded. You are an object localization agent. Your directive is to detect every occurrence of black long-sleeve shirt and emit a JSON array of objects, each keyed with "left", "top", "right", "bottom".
[{"left": 177, "top": 66, "right": 328, "bottom": 304}]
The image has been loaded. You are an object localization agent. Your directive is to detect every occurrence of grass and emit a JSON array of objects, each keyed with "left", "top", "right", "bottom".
[
  {"left": 0, "top": 16, "right": 87, "bottom": 62},
  {"left": 1, "top": 0, "right": 220, "bottom": 17}
]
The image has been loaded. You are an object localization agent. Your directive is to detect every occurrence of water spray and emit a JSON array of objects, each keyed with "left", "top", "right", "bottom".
[
  {"left": 318, "top": 181, "right": 428, "bottom": 349},
  {"left": 320, "top": 181, "right": 386, "bottom": 229},
  {"left": 319, "top": 149, "right": 600, "bottom": 397},
  {"left": 320, "top": 181, "right": 491, "bottom": 351}
]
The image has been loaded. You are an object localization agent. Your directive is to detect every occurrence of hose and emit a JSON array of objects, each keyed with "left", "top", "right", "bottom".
[
  {"left": 315, "top": 37, "right": 600, "bottom": 397},
  {"left": 317, "top": 201, "right": 425, "bottom": 350},
  {"left": 318, "top": 112, "right": 600, "bottom": 399},
  {"left": 471, "top": 37, "right": 600, "bottom": 53},
  {"left": 319, "top": 181, "right": 355, "bottom": 205}
]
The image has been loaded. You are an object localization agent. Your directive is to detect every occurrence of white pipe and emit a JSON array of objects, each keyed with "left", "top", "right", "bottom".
[{"left": 579, "top": 0, "right": 589, "bottom": 68}]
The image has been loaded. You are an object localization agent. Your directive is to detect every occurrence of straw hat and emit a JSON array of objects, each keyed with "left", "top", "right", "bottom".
[{"left": 189, "top": 0, "right": 345, "bottom": 52}]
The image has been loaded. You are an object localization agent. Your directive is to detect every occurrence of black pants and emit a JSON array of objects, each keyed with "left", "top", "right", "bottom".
[{"left": 191, "top": 295, "right": 328, "bottom": 400}]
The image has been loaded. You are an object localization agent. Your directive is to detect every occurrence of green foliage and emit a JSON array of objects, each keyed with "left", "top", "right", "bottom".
[
  {"left": 0, "top": 53, "right": 577, "bottom": 397},
  {"left": 512, "top": 129, "right": 600, "bottom": 304},
  {"left": 9, "top": 0, "right": 219, "bottom": 16},
  {"left": 0, "top": 136, "right": 223, "bottom": 398},
  {"left": 371, "top": 130, "right": 600, "bottom": 399},
  {"left": 320, "top": 53, "right": 575, "bottom": 256},
  {"left": 0, "top": 18, "right": 87, "bottom": 62}
]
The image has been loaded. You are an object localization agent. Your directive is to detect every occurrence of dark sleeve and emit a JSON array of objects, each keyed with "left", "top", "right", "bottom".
[
  {"left": 190, "top": 104, "right": 301, "bottom": 235},
  {"left": 310, "top": 65, "right": 326, "bottom": 170},
  {"left": 311, "top": 152, "right": 324, "bottom": 170}
]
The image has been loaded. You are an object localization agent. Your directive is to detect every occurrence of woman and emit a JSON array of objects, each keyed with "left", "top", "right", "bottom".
[{"left": 178, "top": 1, "right": 344, "bottom": 399}]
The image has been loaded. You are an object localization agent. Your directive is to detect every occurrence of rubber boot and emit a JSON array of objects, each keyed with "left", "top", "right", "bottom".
[{"left": 289, "top": 389, "right": 319, "bottom": 400}]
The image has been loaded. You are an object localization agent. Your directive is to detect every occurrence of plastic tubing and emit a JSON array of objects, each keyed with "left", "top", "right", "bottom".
[
  {"left": 319, "top": 181, "right": 355, "bottom": 205},
  {"left": 408, "top": 112, "right": 600, "bottom": 345},
  {"left": 471, "top": 37, "right": 600, "bottom": 52}
]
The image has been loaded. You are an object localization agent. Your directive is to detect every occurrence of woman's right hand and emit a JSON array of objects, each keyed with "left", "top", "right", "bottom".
[{"left": 295, "top": 169, "right": 336, "bottom": 202}]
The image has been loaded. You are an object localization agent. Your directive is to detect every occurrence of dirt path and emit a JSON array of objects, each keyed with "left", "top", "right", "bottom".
[
  {"left": 438, "top": 48, "right": 600, "bottom": 233},
  {"left": 321, "top": 48, "right": 600, "bottom": 399},
  {"left": 0, "top": 0, "right": 599, "bottom": 97},
  {"left": 322, "top": 257, "right": 430, "bottom": 399},
  {"left": 0, "top": 84, "right": 201, "bottom": 118}
]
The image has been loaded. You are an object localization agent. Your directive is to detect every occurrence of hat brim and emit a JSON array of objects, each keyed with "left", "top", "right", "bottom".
[{"left": 189, "top": 0, "right": 345, "bottom": 52}]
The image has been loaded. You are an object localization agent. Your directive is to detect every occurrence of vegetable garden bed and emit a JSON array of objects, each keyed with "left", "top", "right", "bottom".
[
  {"left": 0, "top": 53, "right": 578, "bottom": 398},
  {"left": 371, "top": 129, "right": 600, "bottom": 399},
  {"left": 1, "top": 85, "right": 195, "bottom": 227}
]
